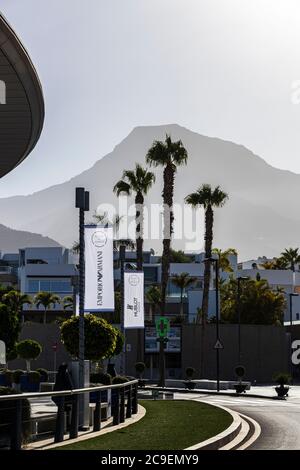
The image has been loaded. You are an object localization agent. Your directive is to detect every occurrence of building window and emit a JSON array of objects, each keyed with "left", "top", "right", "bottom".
[
  {"left": 27, "top": 279, "right": 72, "bottom": 293},
  {"left": 296, "top": 313, "right": 299, "bottom": 321}
]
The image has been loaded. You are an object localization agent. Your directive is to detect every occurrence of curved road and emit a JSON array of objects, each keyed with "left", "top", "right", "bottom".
[{"left": 176, "top": 391, "right": 300, "bottom": 450}]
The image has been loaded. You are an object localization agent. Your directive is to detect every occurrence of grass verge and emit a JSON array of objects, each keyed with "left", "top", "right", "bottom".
[{"left": 55, "top": 399, "right": 232, "bottom": 450}]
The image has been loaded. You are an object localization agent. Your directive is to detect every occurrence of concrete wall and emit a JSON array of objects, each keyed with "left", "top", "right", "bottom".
[
  {"left": 8, "top": 323, "right": 290, "bottom": 384},
  {"left": 126, "top": 324, "right": 290, "bottom": 383},
  {"left": 181, "top": 324, "right": 290, "bottom": 383}
]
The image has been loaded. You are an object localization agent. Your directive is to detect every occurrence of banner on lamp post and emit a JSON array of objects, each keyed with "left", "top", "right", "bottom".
[
  {"left": 124, "top": 272, "right": 144, "bottom": 329},
  {"left": 84, "top": 225, "right": 114, "bottom": 312}
]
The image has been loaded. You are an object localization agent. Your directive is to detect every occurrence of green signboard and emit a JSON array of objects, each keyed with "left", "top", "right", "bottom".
[{"left": 155, "top": 317, "right": 170, "bottom": 339}]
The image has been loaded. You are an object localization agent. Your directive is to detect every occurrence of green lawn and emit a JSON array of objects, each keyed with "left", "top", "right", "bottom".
[{"left": 55, "top": 400, "right": 232, "bottom": 450}]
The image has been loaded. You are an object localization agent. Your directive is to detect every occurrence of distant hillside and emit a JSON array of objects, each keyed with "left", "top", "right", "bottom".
[
  {"left": 0, "top": 124, "right": 299, "bottom": 259},
  {"left": 0, "top": 223, "right": 60, "bottom": 253}
]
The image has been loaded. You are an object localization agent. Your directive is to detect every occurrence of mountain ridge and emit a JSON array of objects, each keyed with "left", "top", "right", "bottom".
[{"left": 0, "top": 123, "right": 299, "bottom": 259}]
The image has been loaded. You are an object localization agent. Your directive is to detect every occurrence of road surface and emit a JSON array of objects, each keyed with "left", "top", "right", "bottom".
[{"left": 176, "top": 392, "right": 300, "bottom": 450}]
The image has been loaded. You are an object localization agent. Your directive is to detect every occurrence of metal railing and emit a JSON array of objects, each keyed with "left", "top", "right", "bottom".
[{"left": 0, "top": 379, "right": 139, "bottom": 450}]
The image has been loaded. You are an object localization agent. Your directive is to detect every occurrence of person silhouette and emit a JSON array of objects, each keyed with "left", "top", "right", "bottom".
[{"left": 52, "top": 363, "right": 74, "bottom": 408}]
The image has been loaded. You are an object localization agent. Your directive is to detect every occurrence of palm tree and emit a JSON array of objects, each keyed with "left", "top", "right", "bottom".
[
  {"left": 62, "top": 295, "right": 74, "bottom": 310},
  {"left": 34, "top": 292, "right": 60, "bottom": 324},
  {"left": 114, "top": 164, "right": 155, "bottom": 270},
  {"left": 145, "top": 285, "right": 161, "bottom": 321},
  {"left": 3, "top": 290, "right": 32, "bottom": 323},
  {"left": 185, "top": 184, "right": 228, "bottom": 377},
  {"left": 280, "top": 248, "right": 300, "bottom": 272},
  {"left": 212, "top": 248, "right": 237, "bottom": 273},
  {"left": 171, "top": 273, "right": 197, "bottom": 319},
  {"left": 146, "top": 135, "right": 188, "bottom": 386}
]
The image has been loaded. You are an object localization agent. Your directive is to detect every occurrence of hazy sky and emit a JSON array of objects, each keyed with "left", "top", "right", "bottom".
[{"left": 1, "top": 0, "right": 300, "bottom": 197}]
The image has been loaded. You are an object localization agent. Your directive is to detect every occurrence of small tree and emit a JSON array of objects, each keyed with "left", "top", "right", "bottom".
[
  {"left": 60, "top": 314, "right": 117, "bottom": 361},
  {"left": 16, "top": 340, "right": 42, "bottom": 372},
  {"left": 0, "top": 304, "right": 21, "bottom": 355}
]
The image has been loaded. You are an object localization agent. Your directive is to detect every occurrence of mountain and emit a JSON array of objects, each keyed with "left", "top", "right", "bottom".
[
  {"left": 0, "top": 123, "right": 299, "bottom": 260},
  {"left": 0, "top": 223, "right": 60, "bottom": 253}
]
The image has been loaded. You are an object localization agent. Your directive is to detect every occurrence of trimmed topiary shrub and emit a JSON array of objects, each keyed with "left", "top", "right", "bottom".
[
  {"left": 28, "top": 371, "right": 41, "bottom": 384},
  {"left": 16, "top": 340, "right": 42, "bottom": 372},
  {"left": 0, "top": 386, "right": 31, "bottom": 444},
  {"left": 90, "top": 372, "right": 112, "bottom": 385},
  {"left": 273, "top": 372, "right": 291, "bottom": 386},
  {"left": 12, "top": 370, "right": 24, "bottom": 385},
  {"left": 61, "top": 314, "right": 117, "bottom": 361},
  {"left": 4, "top": 370, "right": 13, "bottom": 386},
  {"left": 109, "top": 328, "right": 124, "bottom": 358},
  {"left": 112, "top": 375, "right": 129, "bottom": 385},
  {"left": 36, "top": 368, "right": 48, "bottom": 382}
]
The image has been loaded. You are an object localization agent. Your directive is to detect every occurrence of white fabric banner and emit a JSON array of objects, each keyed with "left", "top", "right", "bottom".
[
  {"left": 84, "top": 226, "right": 114, "bottom": 312},
  {"left": 124, "top": 272, "right": 144, "bottom": 329}
]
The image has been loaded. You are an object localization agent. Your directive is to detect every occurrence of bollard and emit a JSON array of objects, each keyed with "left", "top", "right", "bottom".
[
  {"left": 69, "top": 394, "right": 79, "bottom": 439},
  {"left": 132, "top": 383, "right": 138, "bottom": 415},
  {"left": 93, "top": 391, "right": 102, "bottom": 432},
  {"left": 120, "top": 388, "right": 125, "bottom": 423},
  {"left": 54, "top": 396, "right": 65, "bottom": 443},
  {"left": 10, "top": 399, "right": 22, "bottom": 450},
  {"left": 112, "top": 389, "right": 120, "bottom": 426},
  {"left": 126, "top": 385, "right": 132, "bottom": 419}
]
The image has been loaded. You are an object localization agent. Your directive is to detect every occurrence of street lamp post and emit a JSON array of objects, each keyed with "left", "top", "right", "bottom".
[
  {"left": 236, "top": 276, "right": 249, "bottom": 365},
  {"left": 75, "top": 187, "right": 89, "bottom": 428},
  {"left": 204, "top": 257, "right": 220, "bottom": 392}
]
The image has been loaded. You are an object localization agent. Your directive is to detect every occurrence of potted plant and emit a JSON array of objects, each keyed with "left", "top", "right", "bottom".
[
  {"left": 90, "top": 372, "right": 112, "bottom": 403},
  {"left": 135, "top": 362, "right": 146, "bottom": 387},
  {"left": 273, "top": 373, "right": 291, "bottom": 398},
  {"left": 234, "top": 365, "right": 247, "bottom": 394},
  {"left": 36, "top": 368, "right": 48, "bottom": 382},
  {"left": 12, "top": 369, "right": 24, "bottom": 392},
  {"left": 27, "top": 371, "right": 41, "bottom": 392},
  {"left": 183, "top": 367, "right": 196, "bottom": 390},
  {"left": 16, "top": 339, "right": 42, "bottom": 372}
]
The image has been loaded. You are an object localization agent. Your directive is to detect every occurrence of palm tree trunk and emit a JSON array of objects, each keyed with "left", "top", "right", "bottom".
[
  {"left": 159, "top": 164, "right": 175, "bottom": 386},
  {"left": 180, "top": 290, "right": 184, "bottom": 319},
  {"left": 135, "top": 193, "right": 144, "bottom": 271},
  {"left": 43, "top": 308, "right": 47, "bottom": 325},
  {"left": 200, "top": 205, "right": 214, "bottom": 378}
]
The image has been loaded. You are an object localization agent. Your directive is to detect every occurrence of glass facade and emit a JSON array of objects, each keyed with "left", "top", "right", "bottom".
[{"left": 27, "top": 278, "right": 72, "bottom": 293}]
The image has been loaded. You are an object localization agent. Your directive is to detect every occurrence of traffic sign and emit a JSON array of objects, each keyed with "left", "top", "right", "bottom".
[
  {"left": 213, "top": 339, "right": 224, "bottom": 350},
  {"left": 155, "top": 317, "right": 170, "bottom": 338},
  {"left": 52, "top": 342, "right": 58, "bottom": 352}
]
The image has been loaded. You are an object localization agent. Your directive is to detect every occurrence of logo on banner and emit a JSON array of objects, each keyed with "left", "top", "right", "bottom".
[
  {"left": 91, "top": 231, "right": 107, "bottom": 248},
  {"left": 128, "top": 274, "right": 140, "bottom": 286}
]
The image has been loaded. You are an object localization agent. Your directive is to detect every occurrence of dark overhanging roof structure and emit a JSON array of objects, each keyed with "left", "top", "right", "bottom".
[{"left": 0, "top": 12, "right": 44, "bottom": 178}]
